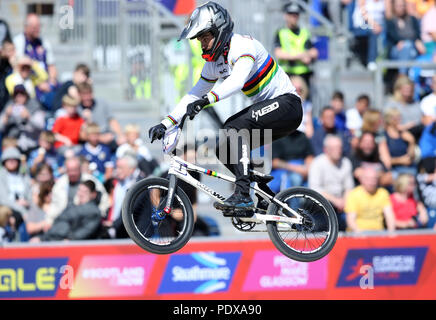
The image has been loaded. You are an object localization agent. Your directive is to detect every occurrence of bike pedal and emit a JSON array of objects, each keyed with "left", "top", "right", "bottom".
[
  {"left": 222, "top": 209, "right": 234, "bottom": 217},
  {"left": 213, "top": 202, "right": 226, "bottom": 211},
  {"left": 214, "top": 202, "right": 254, "bottom": 217},
  {"left": 222, "top": 208, "right": 255, "bottom": 218}
]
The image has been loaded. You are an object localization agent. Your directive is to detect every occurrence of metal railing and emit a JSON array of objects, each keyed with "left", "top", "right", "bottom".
[
  {"left": 374, "top": 60, "right": 436, "bottom": 109},
  {"left": 3, "top": 0, "right": 353, "bottom": 116},
  {"left": 53, "top": 0, "right": 187, "bottom": 114}
]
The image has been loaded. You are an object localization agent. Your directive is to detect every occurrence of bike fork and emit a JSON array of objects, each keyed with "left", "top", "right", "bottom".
[{"left": 160, "top": 174, "right": 178, "bottom": 218}]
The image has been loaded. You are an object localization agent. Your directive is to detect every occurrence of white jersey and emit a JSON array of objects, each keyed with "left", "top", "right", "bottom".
[{"left": 162, "top": 33, "right": 297, "bottom": 128}]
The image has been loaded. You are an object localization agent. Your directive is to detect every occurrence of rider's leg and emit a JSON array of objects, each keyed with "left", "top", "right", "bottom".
[
  {"left": 215, "top": 134, "right": 235, "bottom": 176},
  {"left": 227, "top": 128, "right": 252, "bottom": 197},
  {"left": 215, "top": 130, "right": 254, "bottom": 208},
  {"left": 215, "top": 135, "right": 274, "bottom": 198},
  {"left": 215, "top": 93, "right": 303, "bottom": 210}
]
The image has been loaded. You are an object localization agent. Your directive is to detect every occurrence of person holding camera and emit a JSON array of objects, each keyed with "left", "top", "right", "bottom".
[{"left": 0, "top": 84, "right": 45, "bottom": 155}]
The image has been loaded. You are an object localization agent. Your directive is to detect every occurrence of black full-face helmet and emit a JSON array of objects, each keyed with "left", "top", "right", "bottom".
[{"left": 178, "top": 1, "right": 234, "bottom": 62}]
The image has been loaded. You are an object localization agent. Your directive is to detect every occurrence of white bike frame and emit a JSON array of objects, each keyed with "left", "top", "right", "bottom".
[{"left": 166, "top": 153, "right": 304, "bottom": 225}]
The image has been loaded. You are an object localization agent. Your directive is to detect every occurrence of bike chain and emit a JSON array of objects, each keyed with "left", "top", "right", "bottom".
[
  {"left": 230, "top": 206, "right": 268, "bottom": 232},
  {"left": 231, "top": 217, "right": 257, "bottom": 232}
]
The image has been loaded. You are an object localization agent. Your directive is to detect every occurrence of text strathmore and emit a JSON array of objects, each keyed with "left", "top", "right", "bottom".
[{"left": 172, "top": 265, "right": 231, "bottom": 282}]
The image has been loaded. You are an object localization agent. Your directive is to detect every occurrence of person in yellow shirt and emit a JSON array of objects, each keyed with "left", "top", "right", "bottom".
[{"left": 345, "top": 166, "right": 396, "bottom": 232}]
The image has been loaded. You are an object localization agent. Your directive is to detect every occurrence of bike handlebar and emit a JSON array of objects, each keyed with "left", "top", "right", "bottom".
[
  {"left": 178, "top": 102, "right": 203, "bottom": 130},
  {"left": 178, "top": 113, "right": 189, "bottom": 131},
  {"left": 172, "top": 99, "right": 205, "bottom": 132}
]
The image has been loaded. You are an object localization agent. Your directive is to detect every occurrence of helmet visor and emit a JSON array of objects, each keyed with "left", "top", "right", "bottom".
[
  {"left": 178, "top": 7, "right": 212, "bottom": 41},
  {"left": 178, "top": 23, "right": 194, "bottom": 41}
]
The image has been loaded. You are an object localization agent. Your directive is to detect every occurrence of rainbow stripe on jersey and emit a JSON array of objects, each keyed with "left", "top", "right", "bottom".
[{"left": 242, "top": 55, "right": 278, "bottom": 98}]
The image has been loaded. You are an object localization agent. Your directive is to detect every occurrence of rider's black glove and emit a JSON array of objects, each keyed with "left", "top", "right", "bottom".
[
  {"left": 148, "top": 123, "right": 167, "bottom": 143},
  {"left": 186, "top": 97, "right": 210, "bottom": 120}
]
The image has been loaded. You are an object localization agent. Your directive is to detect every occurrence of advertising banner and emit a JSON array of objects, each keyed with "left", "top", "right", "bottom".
[
  {"left": 158, "top": 252, "right": 241, "bottom": 294},
  {"left": 0, "top": 232, "right": 436, "bottom": 300},
  {"left": 336, "top": 247, "right": 428, "bottom": 288},
  {"left": 0, "top": 257, "right": 69, "bottom": 299},
  {"left": 242, "top": 250, "right": 328, "bottom": 291},
  {"left": 69, "top": 254, "right": 157, "bottom": 298}
]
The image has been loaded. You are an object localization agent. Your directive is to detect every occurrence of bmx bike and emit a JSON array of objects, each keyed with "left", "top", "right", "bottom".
[{"left": 122, "top": 114, "right": 338, "bottom": 262}]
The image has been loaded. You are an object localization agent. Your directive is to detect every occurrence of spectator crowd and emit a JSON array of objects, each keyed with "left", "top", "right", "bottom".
[
  {"left": 1, "top": 2, "right": 436, "bottom": 243},
  {"left": 269, "top": 0, "right": 436, "bottom": 233},
  {"left": 270, "top": 82, "right": 436, "bottom": 233},
  {"left": 0, "top": 13, "right": 170, "bottom": 243}
]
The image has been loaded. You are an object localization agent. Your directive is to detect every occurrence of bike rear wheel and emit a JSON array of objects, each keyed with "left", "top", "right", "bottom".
[
  {"left": 122, "top": 177, "right": 194, "bottom": 254},
  {"left": 266, "top": 187, "right": 338, "bottom": 262}
]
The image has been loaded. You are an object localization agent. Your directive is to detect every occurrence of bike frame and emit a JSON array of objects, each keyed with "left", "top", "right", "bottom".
[{"left": 164, "top": 153, "right": 303, "bottom": 225}]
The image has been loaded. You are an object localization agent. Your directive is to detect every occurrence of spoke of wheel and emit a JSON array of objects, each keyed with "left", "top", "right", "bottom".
[
  {"left": 155, "top": 221, "right": 165, "bottom": 239},
  {"left": 280, "top": 229, "right": 292, "bottom": 244},
  {"left": 311, "top": 231, "right": 324, "bottom": 248},
  {"left": 303, "top": 232, "right": 310, "bottom": 251},
  {"left": 311, "top": 232, "right": 322, "bottom": 250},
  {"left": 142, "top": 218, "right": 153, "bottom": 238},
  {"left": 306, "top": 232, "right": 317, "bottom": 251},
  {"left": 278, "top": 215, "right": 298, "bottom": 246},
  {"left": 298, "top": 196, "right": 331, "bottom": 250},
  {"left": 303, "top": 232, "right": 310, "bottom": 252},
  {"left": 286, "top": 230, "right": 300, "bottom": 250}
]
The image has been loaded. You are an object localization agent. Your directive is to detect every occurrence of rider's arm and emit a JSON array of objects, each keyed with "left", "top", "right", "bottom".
[
  {"left": 161, "top": 74, "right": 216, "bottom": 129},
  {"left": 205, "top": 56, "right": 254, "bottom": 103}
]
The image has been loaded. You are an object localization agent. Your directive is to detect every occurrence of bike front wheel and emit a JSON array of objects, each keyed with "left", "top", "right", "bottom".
[
  {"left": 266, "top": 187, "right": 338, "bottom": 262},
  {"left": 122, "top": 177, "right": 195, "bottom": 254}
]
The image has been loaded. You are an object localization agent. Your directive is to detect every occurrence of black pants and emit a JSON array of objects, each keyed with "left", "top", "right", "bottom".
[{"left": 215, "top": 93, "right": 303, "bottom": 196}]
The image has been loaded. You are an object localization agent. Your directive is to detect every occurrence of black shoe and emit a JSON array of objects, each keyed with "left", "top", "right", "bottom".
[{"left": 214, "top": 192, "right": 254, "bottom": 217}]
